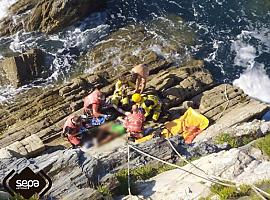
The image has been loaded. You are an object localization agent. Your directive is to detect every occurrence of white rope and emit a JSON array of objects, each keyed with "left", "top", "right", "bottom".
[
  {"left": 253, "top": 185, "right": 270, "bottom": 198},
  {"left": 252, "top": 186, "right": 268, "bottom": 200},
  {"left": 165, "top": 138, "right": 209, "bottom": 176},
  {"left": 217, "top": 84, "right": 230, "bottom": 120},
  {"left": 127, "top": 144, "right": 270, "bottom": 199},
  {"left": 127, "top": 144, "right": 132, "bottom": 197},
  {"left": 128, "top": 145, "right": 233, "bottom": 186},
  {"left": 166, "top": 138, "right": 235, "bottom": 185},
  {"left": 165, "top": 138, "right": 270, "bottom": 199}
]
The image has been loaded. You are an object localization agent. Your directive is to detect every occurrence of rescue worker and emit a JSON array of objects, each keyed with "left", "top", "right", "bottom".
[
  {"left": 131, "top": 64, "right": 149, "bottom": 94},
  {"left": 131, "top": 93, "right": 162, "bottom": 122},
  {"left": 62, "top": 115, "right": 85, "bottom": 148},
  {"left": 83, "top": 88, "right": 106, "bottom": 118},
  {"left": 111, "top": 75, "right": 135, "bottom": 109},
  {"left": 120, "top": 105, "right": 145, "bottom": 139}
]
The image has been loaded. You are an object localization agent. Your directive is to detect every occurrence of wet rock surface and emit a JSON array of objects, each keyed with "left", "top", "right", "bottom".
[
  {"left": 0, "top": 0, "right": 106, "bottom": 36},
  {"left": 0, "top": 49, "right": 44, "bottom": 87},
  {"left": 80, "top": 23, "right": 194, "bottom": 76}
]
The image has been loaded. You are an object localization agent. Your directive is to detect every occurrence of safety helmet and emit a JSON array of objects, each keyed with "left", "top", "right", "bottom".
[{"left": 132, "top": 93, "right": 142, "bottom": 103}]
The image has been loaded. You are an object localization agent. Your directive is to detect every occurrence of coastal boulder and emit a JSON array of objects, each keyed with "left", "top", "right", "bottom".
[
  {"left": 27, "top": 0, "right": 106, "bottom": 34},
  {"left": 0, "top": 0, "right": 106, "bottom": 36},
  {"left": 0, "top": 49, "right": 43, "bottom": 87},
  {"left": 0, "top": 135, "right": 45, "bottom": 159}
]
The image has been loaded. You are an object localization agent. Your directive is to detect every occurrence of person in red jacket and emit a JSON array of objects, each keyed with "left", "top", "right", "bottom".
[
  {"left": 123, "top": 105, "right": 145, "bottom": 139},
  {"left": 83, "top": 88, "right": 106, "bottom": 118},
  {"left": 63, "top": 115, "right": 84, "bottom": 148}
]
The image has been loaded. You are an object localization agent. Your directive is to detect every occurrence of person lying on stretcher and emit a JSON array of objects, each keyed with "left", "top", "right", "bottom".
[{"left": 87, "top": 122, "right": 126, "bottom": 147}]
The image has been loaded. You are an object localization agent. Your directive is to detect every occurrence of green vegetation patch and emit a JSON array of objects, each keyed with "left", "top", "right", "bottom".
[
  {"left": 205, "top": 180, "right": 270, "bottom": 200},
  {"left": 113, "top": 158, "right": 200, "bottom": 196},
  {"left": 97, "top": 185, "right": 113, "bottom": 198},
  {"left": 255, "top": 134, "right": 270, "bottom": 157},
  {"left": 114, "top": 163, "right": 176, "bottom": 195},
  {"left": 214, "top": 133, "right": 254, "bottom": 148},
  {"left": 209, "top": 184, "right": 251, "bottom": 200}
]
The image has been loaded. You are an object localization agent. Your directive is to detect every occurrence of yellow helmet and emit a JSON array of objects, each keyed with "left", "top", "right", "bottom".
[{"left": 132, "top": 93, "right": 142, "bottom": 103}]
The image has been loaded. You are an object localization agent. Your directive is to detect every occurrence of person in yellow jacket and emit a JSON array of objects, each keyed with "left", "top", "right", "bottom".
[
  {"left": 131, "top": 93, "right": 162, "bottom": 122},
  {"left": 111, "top": 76, "right": 135, "bottom": 109}
]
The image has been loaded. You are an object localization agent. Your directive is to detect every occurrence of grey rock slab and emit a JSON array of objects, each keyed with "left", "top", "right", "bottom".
[
  {"left": 134, "top": 147, "right": 270, "bottom": 200},
  {"left": 194, "top": 100, "right": 269, "bottom": 143},
  {"left": 0, "top": 149, "right": 101, "bottom": 199}
]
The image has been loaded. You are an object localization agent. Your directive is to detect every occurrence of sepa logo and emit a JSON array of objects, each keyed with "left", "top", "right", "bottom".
[{"left": 3, "top": 167, "right": 52, "bottom": 199}]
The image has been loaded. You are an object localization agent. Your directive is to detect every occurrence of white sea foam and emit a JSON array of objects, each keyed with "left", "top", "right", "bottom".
[
  {"left": 0, "top": 12, "right": 109, "bottom": 102},
  {"left": 232, "top": 29, "right": 270, "bottom": 103},
  {"left": 0, "top": 0, "right": 18, "bottom": 20},
  {"left": 234, "top": 65, "right": 270, "bottom": 103}
]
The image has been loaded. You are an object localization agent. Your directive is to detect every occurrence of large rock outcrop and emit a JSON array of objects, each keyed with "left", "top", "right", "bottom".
[
  {"left": 0, "top": 49, "right": 43, "bottom": 87},
  {"left": 27, "top": 0, "right": 106, "bottom": 33},
  {"left": 0, "top": 0, "right": 106, "bottom": 36},
  {"left": 133, "top": 145, "right": 270, "bottom": 200},
  {"left": 0, "top": 149, "right": 103, "bottom": 199},
  {"left": 192, "top": 84, "right": 269, "bottom": 142},
  {"left": 80, "top": 23, "right": 195, "bottom": 76},
  {"left": 0, "top": 135, "right": 231, "bottom": 199},
  {"left": 0, "top": 58, "right": 215, "bottom": 150},
  {"left": 0, "top": 135, "right": 45, "bottom": 159}
]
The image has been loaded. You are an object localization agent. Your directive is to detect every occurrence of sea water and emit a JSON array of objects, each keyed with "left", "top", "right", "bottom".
[{"left": 0, "top": 0, "right": 269, "bottom": 104}]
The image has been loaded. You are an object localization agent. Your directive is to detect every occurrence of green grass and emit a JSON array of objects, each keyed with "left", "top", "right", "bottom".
[
  {"left": 209, "top": 184, "right": 251, "bottom": 200},
  {"left": 255, "top": 134, "right": 270, "bottom": 157},
  {"left": 97, "top": 185, "right": 113, "bottom": 198},
  {"left": 214, "top": 133, "right": 238, "bottom": 148},
  {"left": 114, "top": 160, "right": 190, "bottom": 195},
  {"left": 215, "top": 133, "right": 254, "bottom": 148},
  {"left": 206, "top": 181, "right": 270, "bottom": 200}
]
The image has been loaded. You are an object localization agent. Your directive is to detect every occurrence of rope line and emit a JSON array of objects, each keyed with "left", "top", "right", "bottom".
[
  {"left": 127, "top": 143, "right": 132, "bottom": 197},
  {"left": 217, "top": 84, "right": 230, "bottom": 120},
  {"left": 252, "top": 186, "right": 268, "bottom": 200},
  {"left": 128, "top": 145, "right": 229, "bottom": 185},
  {"left": 165, "top": 138, "right": 270, "bottom": 199},
  {"left": 127, "top": 143, "right": 270, "bottom": 199},
  {"left": 166, "top": 138, "right": 236, "bottom": 185}
]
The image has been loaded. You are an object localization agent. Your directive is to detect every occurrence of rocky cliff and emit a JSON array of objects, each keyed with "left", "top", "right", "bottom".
[
  {"left": 0, "top": 0, "right": 106, "bottom": 36},
  {"left": 0, "top": 12, "right": 270, "bottom": 200}
]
